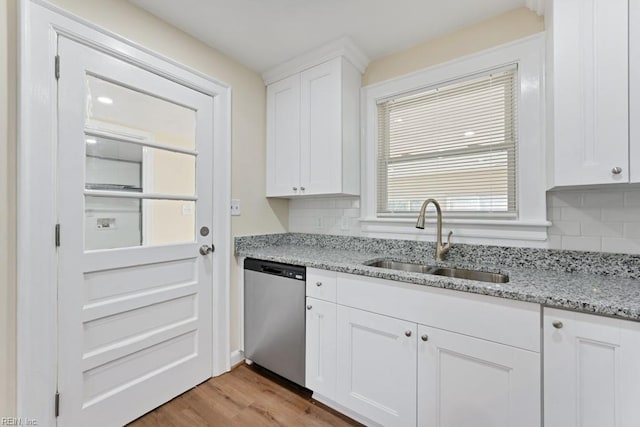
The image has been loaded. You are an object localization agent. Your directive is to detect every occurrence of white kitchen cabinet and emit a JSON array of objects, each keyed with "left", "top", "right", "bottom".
[
  {"left": 631, "top": 0, "right": 640, "bottom": 183},
  {"left": 306, "top": 268, "right": 337, "bottom": 303},
  {"left": 305, "top": 297, "right": 337, "bottom": 400},
  {"left": 265, "top": 74, "right": 301, "bottom": 196},
  {"left": 336, "top": 305, "right": 417, "bottom": 427},
  {"left": 547, "top": 0, "right": 630, "bottom": 187},
  {"left": 418, "top": 324, "right": 540, "bottom": 427},
  {"left": 265, "top": 56, "right": 361, "bottom": 197},
  {"left": 544, "top": 308, "right": 640, "bottom": 427}
]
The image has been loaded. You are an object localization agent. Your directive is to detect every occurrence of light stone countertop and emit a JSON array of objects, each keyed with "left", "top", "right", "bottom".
[{"left": 236, "top": 234, "right": 640, "bottom": 321}]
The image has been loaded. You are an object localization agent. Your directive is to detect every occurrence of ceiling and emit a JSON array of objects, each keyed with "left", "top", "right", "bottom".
[{"left": 129, "top": 0, "right": 529, "bottom": 73}]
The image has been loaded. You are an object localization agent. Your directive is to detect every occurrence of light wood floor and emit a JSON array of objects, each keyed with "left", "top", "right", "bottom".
[{"left": 128, "top": 363, "right": 362, "bottom": 426}]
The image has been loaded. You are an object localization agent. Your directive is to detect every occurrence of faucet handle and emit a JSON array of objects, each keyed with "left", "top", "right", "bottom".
[{"left": 443, "top": 230, "right": 453, "bottom": 251}]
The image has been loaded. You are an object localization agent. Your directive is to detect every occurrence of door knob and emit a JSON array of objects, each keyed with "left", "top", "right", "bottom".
[
  {"left": 405, "top": 330, "right": 412, "bottom": 337},
  {"left": 199, "top": 245, "right": 214, "bottom": 256},
  {"left": 612, "top": 167, "right": 623, "bottom": 175}
]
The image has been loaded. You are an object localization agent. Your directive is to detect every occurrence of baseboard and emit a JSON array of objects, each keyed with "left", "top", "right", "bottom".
[
  {"left": 230, "top": 350, "right": 245, "bottom": 368},
  {"left": 312, "top": 393, "right": 382, "bottom": 427}
]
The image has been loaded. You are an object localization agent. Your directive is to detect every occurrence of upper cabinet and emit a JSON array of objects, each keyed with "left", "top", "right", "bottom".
[
  {"left": 264, "top": 38, "right": 368, "bottom": 197},
  {"left": 631, "top": 0, "right": 640, "bottom": 183},
  {"left": 547, "top": 0, "right": 637, "bottom": 187}
]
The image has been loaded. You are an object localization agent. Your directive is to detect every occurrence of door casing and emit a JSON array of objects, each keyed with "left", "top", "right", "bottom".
[{"left": 17, "top": 1, "right": 232, "bottom": 425}]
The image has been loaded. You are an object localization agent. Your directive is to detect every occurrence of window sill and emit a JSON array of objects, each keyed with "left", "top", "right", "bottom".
[{"left": 358, "top": 217, "right": 552, "bottom": 245}]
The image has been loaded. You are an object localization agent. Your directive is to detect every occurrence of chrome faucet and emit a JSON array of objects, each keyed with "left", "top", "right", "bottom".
[{"left": 415, "top": 198, "right": 452, "bottom": 261}]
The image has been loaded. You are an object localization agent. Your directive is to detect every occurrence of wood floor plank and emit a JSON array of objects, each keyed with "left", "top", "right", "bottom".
[{"left": 128, "top": 364, "right": 362, "bottom": 427}]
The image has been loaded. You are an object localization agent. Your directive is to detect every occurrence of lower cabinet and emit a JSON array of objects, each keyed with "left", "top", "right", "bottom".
[
  {"left": 336, "top": 305, "right": 417, "bottom": 427},
  {"left": 305, "top": 297, "right": 337, "bottom": 398},
  {"left": 544, "top": 308, "right": 640, "bottom": 427},
  {"left": 303, "top": 271, "right": 542, "bottom": 427},
  {"left": 418, "top": 325, "right": 540, "bottom": 427}
]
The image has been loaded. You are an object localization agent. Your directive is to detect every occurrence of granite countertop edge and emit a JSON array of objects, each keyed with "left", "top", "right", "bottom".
[{"left": 236, "top": 246, "right": 640, "bottom": 322}]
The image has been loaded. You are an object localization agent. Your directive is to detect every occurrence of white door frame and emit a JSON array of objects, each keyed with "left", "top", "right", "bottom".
[{"left": 17, "top": 1, "right": 232, "bottom": 425}]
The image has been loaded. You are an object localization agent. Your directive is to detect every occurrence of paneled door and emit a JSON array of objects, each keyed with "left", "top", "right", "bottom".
[
  {"left": 418, "top": 325, "right": 540, "bottom": 427},
  {"left": 56, "top": 36, "right": 214, "bottom": 427}
]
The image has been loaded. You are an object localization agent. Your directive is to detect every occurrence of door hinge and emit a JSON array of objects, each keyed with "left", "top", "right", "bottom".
[
  {"left": 54, "top": 391, "right": 60, "bottom": 417},
  {"left": 55, "top": 55, "right": 60, "bottom": 80},
  {"left": 55, "top": 223, "right": 60, "bottom": 247}
]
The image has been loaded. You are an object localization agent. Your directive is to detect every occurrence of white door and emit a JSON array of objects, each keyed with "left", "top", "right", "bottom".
[
  {"left": 418, "top": 325, "right": 540, "bottom": 427},
  {"left": 544, "top": 308, "right": 640, "bottom": 427},
  {"left": 56, "top": 36, "right": 214, "bottom": 427},
  {"left": 266, "top": 74, "right": 301, "bottom": 197},
  {"left": 305, "top": 297, "right": 337, "bottom": 399},
  {"left": 336, "top": 305, "right": 417, "bottom": 427},
  {"left": 631, "top": 0, "right": 640, "bottom": 184},
  {"left": 551, "top": 0, "right": 629, "bottom": 186},
  {"left": 300, "top": 58, "right": 342, "bottom": 195}
]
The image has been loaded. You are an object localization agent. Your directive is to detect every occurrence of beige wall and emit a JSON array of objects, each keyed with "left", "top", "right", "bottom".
[
  {"left": 0, "top": 0, "right": 17, "bottom": 417},
  {"left": 363, "top": 7, "right": 544, "bottom": 86},
  {"left": 0, "top": 0, "right": 288, "bottom": 414}
]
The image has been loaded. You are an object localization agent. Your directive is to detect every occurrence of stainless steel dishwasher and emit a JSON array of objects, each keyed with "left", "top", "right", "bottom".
[{"left": 244, "top": 258, "right": 306, "bottom": 387}]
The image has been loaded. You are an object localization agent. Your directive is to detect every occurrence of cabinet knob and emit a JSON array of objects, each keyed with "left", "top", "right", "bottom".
[
  {"left": 293, "top": 187, "right": 298, "bottom": 191},
  {"left": 552, "top": 321, "right": 563, "bottom": 329},
  {"left": 316, "top": 281, "right": 322, "bottom": 287},
  {"left": 421, "top": 334, "right": 429, "bottom": 342},
  {"left": 307, "top": 304, "right": 312, "bottom": 310},
  {"left": 405, "top": 330, "right": 412, "bottom": 337},
  {"left": 612, "top": 167, "right": 623, "bottom": 175},
  {"left": 300, "top": 186, "right": 306, "bottom": 191}
]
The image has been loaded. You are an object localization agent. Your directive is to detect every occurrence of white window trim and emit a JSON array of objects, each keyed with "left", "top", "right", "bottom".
[{"left": 360, "top": 33, "right": 550, "bottom": 243}]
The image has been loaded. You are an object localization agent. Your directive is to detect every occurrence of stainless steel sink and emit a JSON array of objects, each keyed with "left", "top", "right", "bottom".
[{"left": 364, "top": 260, "right": 509, "bottom": 284}]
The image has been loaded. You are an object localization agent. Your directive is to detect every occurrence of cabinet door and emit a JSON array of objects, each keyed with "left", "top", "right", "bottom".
[
  {"left": 266, "top": 74, "right": 300, "bottom": 196},
  {"left": 544, "top": 308, "right": 640, "bottom": 427},
  {"left": 551, "top": 0, "right": 629, "bottom": 186},
  {"left": 305, "top": 297, "right": 337, "bottom": 399},
  {"left": 300, "top": 58, "right": 342, "bottom": 195},
  {"left": 631, "top": 0, "right": 640, "bottom": 183},
  {"left": 418, "top": 325, "right": 540, "bottom": 427},
  {"left": 336, "top": 305, "right": 417, "bottom": 427}
]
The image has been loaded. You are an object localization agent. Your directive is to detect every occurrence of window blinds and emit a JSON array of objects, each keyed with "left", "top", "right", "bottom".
[{"left": 376, "top": 66, "right": 518, "bottom": 216}]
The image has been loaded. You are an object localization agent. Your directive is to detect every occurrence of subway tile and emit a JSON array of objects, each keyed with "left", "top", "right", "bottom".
[
  {"left": 546, "top": 207, "right": 562, "bottom": 221},
  {"left": 561, "top": 207, "right": 601, "bottom": 222},
  {"left": 343, "top": 208, "right": 361, "bottom": 218},
  {"left": 335, "top": 197, "right": 358, "bottom": 208},
  {"left": 582, "top": 191, "right": 624, "bottom": 207},
  {"left": 624, "top": 191, "right": 640, "bottom": 207},
  {"left": 624, "top": 223, "right": 640, "bottom": 239},
  {"left": 561, "top": 236, "right": 602, "bottom": 252},
  {"left": 580, "top": 221, "right": 624, "bottom": 237},
  {"left": 601, "top": 238, "right": 640, "bottom": 255},
  {"left": 548, "top": 221, "right": 580, "bottom": 236},
  {"left": 547, "top": 191, "right": 583, "bottom": 207},
  {"left": 546, "top": 235, "right": 562, "bottom": 249},
  {"left": 601, "top": 206, "right": 640, "bottom": 222}
]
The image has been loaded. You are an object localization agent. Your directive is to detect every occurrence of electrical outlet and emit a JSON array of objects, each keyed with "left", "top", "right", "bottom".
[
  {"left": 315, "top": 216, "right": 323, "bottom": 229},
  {"left": 231, "top": 199, "right": 241, "bottom": 216}
]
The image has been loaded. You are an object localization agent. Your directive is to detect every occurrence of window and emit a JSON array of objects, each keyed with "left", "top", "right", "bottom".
[
  {"left": 362, "top": 35, "right": 548, "bottom": 242},
  {"left": 376, "top": 66, "right": 518, "bottom": 217}
]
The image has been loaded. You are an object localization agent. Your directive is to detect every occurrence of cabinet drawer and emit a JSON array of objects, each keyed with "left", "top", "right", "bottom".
[
  {"left": 306, "top": 268, "right": 337, "bottom": 302},
  {"left": 337, "top": 273, "right": 540, "bottom": 352}
]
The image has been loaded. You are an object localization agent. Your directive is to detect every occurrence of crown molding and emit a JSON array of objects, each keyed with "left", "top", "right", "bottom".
[{"left": 262, "top": 36, "right": 370, "bottom": 85}]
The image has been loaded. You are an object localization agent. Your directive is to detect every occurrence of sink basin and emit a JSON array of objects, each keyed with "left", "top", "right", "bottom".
[{"left": 364, "top": 259, "right": 509, "bottom": 284}]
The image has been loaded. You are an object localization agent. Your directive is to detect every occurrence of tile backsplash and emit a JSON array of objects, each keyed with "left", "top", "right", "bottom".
[{"left": 288, "top": 188, "right": 640, "bottom": 254}]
